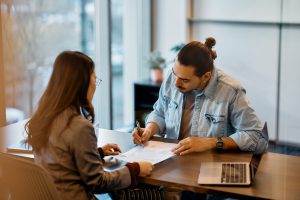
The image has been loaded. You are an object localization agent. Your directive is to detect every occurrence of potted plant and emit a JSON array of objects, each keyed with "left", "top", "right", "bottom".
[
  {"left": 170, "top": 43, "right": 185, "bottom": 54},
  {"left": 169, "top": 43, "right": 185, "bottom": 64},
  {"left": 146, "top": 50, "right": 166, "bottom": 83}
]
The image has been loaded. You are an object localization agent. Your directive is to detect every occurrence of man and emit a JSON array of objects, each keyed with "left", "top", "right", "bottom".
[{"left": 133, "top": 37, "right": 268, "bottom": 155}]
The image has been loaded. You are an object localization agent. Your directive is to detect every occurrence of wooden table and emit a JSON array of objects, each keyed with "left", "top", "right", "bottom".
[
  {"left": 1, "top": 121, "right": 300, "bottom": 199},
  {"left": 140, "top": 148, "right": 300, "bottom": 200}
]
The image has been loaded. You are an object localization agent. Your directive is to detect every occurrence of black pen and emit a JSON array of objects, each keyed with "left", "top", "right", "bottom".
[{"left": 135, "top": 121, "right": 144, "bottom": 146}]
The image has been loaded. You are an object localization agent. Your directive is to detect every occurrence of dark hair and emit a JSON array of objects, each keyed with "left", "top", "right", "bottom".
[
  {"left": 25, "top": 51, "right": 95, "bottom": 153},
  {"left": 177, "top": 37, "right": 217, "bottom": 77}
]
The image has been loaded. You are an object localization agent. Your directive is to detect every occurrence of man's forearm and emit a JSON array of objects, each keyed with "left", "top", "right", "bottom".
[
  {"left": 145, "top": 122, "right": 160, "bottom": 137},
  {"left": 206, "top": 137, "right": 238, "bottom": 150},
  {"left": 223, "top": 137, "right": 238, "bottom": 150}
]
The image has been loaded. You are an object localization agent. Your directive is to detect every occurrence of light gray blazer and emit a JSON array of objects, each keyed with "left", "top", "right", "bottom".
[{"left": 34, "top": 108, "right": 132, "bottom": 200}]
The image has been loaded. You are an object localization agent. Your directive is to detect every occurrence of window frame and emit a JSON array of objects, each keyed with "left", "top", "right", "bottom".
[{"left": 94, "top": 0, "right": 151, "bottom": 129}]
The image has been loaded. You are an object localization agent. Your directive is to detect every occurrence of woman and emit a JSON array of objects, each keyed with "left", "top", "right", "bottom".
[{"left": 25, "top": 51, "right": 153, "bottom": 200}]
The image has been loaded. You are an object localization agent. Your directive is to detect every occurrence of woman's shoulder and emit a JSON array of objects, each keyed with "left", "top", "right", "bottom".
[
  {"left": 69, "top": 114, "right": 94, "bottom": 133},
  {"left": 46, "top": 108, "right": 95, "bottom": 155},
  {"left": 52, "top": 108, "right": 94, "bottom": 137},
  {"left": 60, "top": 108, "right": 91, "bottom": 123}
]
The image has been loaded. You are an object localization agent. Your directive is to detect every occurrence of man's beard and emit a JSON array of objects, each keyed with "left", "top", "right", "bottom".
[{"left": 176, "top": 86, "right": 188, "bottom": 93}]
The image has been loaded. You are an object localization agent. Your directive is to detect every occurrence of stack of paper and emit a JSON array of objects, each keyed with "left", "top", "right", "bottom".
[{"left": 115, "top": 141, "right": 177, "bottom": 164}]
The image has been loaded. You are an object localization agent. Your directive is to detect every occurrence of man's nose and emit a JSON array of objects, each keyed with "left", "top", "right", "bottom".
[{"left": 174, "top": 77, "right": 181, "bottom": 87}]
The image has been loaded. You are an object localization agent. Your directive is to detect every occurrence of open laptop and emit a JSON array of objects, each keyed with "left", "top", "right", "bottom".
[
  {"left": 197, "top": 152, "right": 262, "bottom": 186},
  {"left": 198, "top": 123, "right": 267, "bottom": 186}
]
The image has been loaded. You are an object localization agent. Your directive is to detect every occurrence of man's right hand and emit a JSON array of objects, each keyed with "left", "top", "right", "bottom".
[
  {"left": 138, "top": 161, "right": 154, "bottom": 176},
  {"left": 132, "top": 127, "right": 152, "bottom": 145}
]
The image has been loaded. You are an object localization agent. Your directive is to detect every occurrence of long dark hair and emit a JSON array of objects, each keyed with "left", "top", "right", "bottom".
[
  {"left": 25, "top": 51, "right": 95, "bottom": 153},
  {"left": 177, "top": 37, "right": 217, "bottom": 77}
]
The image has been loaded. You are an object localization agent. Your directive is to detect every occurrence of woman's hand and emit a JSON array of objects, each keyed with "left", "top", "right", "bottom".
[
  {"left": 101, "top": 143, "right": 122, "bottom": 156},
  {"left": 138, "top": 161, "right": 154, "bottom": 176}
]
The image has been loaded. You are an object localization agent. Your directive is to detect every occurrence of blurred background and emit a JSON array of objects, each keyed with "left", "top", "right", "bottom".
[{"left": 1, "top": 0, "right": 300, "bottom": 148}]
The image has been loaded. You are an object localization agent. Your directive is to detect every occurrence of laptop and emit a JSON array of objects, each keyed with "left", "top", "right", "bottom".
[
  {"left": 197, "top": 153, "right": 262, "bottom": 186},
  {"left": 198, "top": 123, "right": 267, "bottom": 186}
]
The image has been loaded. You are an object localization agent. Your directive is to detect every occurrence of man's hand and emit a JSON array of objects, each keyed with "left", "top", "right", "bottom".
[
  {"left": 132, "top": 127, "right": 153, "bottom": 145},
  {"left": 101, "top": 143, "right": 122, "bottom": 156},
  {"left": 171, "top": 137, "right": 215, "bottom": 156}
]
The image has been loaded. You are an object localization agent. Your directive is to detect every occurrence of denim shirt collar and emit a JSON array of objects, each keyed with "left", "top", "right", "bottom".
[{"left": 203, "top": 68, "right": 218, "bottom": 100}]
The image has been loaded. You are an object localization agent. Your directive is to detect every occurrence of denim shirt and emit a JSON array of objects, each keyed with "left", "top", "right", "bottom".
[{"left": 146, "top": 67, "right": 268, "bottom": 154}]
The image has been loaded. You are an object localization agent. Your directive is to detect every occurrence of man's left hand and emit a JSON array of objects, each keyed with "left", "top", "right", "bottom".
[{"left": 171, "top": 137, "right": 215, "bottom": 156}]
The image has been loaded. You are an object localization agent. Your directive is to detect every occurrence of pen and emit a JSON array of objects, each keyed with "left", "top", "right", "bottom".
[{"left": 135, "top": 121, "right": 143, "bottom": 145}]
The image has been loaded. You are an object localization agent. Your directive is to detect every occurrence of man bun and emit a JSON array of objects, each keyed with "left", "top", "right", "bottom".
[{"left": 205, "top": 37, "right": 217, "bottom": 60}]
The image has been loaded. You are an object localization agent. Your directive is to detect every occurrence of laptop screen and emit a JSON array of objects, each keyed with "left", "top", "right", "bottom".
[{"left": 250, "top": 153, "right": 263, "bottom": 181}]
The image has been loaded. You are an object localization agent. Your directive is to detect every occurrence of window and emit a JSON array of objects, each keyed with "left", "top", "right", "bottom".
[
  {"left": 2, "top": 0, "right": 151, "bottom": 129},
  {"left": 110, "top": 0, "right": 124, "bottom": 129},
  {"left": 2, "top": 0, "right": 95, "bottom": 124}
]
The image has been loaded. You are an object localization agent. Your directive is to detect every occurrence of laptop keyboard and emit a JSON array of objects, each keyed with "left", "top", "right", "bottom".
[{"left": 221, "top": 163, "right": 247, "bottom": 183}]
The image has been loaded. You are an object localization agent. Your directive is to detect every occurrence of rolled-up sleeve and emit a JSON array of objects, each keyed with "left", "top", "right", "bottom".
[
  {"left": 228, "top": 89, "right": 269, "bottom": 154},
  {"left": 230, "top": 130, "right": 268, "bottom": 154}
]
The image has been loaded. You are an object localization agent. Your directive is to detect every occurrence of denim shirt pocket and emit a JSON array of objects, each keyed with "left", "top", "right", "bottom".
[
  {"left": 204, "top": 113, "right": 226, "bottom": 137},
  {"left": 163, "top": 96, "right": 179, "bottom": 126}
]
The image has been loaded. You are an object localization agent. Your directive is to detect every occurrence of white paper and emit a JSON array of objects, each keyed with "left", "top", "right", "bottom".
[{"left": 115, "top": 141, "right": 177, "bottom": 164}]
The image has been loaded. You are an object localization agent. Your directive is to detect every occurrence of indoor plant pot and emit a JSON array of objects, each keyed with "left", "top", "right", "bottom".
[{"left": 147, "top": 50, "right": 166, "bottom": 83}]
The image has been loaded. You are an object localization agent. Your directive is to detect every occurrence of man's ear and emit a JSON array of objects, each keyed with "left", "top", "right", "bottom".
[{"left": 202, "top": 71, "right": 212, "bottom": 82}]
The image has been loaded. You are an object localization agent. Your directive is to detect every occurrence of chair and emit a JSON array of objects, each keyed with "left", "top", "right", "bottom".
[{"left": 0, "top": 152, "right": 60, "bottom": 200}]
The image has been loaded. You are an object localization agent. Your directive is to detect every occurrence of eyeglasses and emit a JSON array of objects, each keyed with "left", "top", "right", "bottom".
[{"left": 95, "top": 76, "right": 102, "bottom": 86}]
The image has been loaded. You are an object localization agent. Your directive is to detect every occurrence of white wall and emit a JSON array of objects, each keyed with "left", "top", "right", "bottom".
[
  {"left": 153, "top": 0, "right": 300, "bottom": 143},
  {"left": 192, "top": 23, "right": 279, "bottom": 140},
  {"left": 192, "top": 0, "right": 281, "bottom": 22},
  {"left": 94, "top": 0, "right": 151, "bottom": 129},
  {"left": 191, "top": 0, "right": 284, "bottom": 141},
  {"left": 279, "top": 27, "right": 300, "bottom": 143},
  {"left": 123, "top": 0, "right": 151, "bottom": 126},
  {"left": 278, "top": 0, "right": 300, "bottom": 143},
  {"left": 94, "top": 0, "right": 111, "bottom": 129},
  {"left": 282, "top": 0, "right": 300, "bottom": 23},
  {"left": 152, "top": 0, "right": 188, "bottom": 63}
]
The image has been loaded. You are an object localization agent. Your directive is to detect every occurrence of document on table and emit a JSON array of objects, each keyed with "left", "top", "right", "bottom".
[
  {"left": 115, "top": 141, "right": 177, "bottom": 164},
  {"left": 7, "top": 142, "right": 33, "bottom": 154}
]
